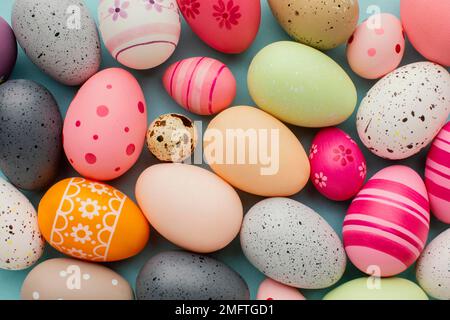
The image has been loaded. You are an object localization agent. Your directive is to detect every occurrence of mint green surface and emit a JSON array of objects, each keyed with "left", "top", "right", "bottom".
[{"left": 0, "top": 0, "right": 449, "bottom": 300}]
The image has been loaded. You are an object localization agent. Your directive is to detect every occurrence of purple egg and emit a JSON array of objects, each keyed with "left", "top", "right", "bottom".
[{"left": 0, "top": 17, "right": 17, "bottom": 84}]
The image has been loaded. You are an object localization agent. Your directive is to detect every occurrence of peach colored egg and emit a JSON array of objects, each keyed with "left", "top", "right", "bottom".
[
  {"left": 163, "top": 57, "right": 236, "bottom": 115},
  {"left": 256, "top": 278, "right": 305, "bottom": 300},
  {"left": 63, "top": 68, "right": 147, "bottom": 181},
  {"left": 177, "top": 0, "right": 260, "bottom": 54},
  {"left": 309, "top": 128, "right": 366, "bottom": 201},
  {"left": 98, "top": 0, "right": 180, "bottom": 70},
  {"left": 347, "top": 13, "right": 404, "bottom": 79}
]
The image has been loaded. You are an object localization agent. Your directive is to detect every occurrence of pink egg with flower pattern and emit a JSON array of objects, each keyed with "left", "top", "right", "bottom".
[
  {"left": 344, "top": 165, "right": 430, "bottom": 277},
  {"left": 256, "top": 278, "right": 305, "bottom": 301},
  {"left": 309, "top": 128, "right": 366, "bottom": 201},
  {"left": 347, "top": 13, "right": 405, "bottom": 79},
  {"left": 425, "top": 122, "right": 450, "bottom": 224},
  {"left": 63, "top": 68, "right": 147, "bottom": 181}
]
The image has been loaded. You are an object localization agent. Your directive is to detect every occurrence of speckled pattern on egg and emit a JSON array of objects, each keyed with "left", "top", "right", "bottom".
[
  {"left": 356, "top": 62, "right": 450, "bottom": 160},
  {"left": 240, "top": 198, "right": 346, "bottom": 289},
  {"left": 136, "top": 251, "right": 250, "bottom": 300},
  {"left": 0, "top": 80, "right": 62, "bottom": 190},
  {"left": 12, "top": 0, "right": 101, "bottom": 86},
  {"left": 147, "top": 113, "right": 198, "bottom": 162}
]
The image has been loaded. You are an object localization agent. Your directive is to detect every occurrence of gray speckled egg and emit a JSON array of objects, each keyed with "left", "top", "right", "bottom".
[
  {"left": 357, "top": 62, "right": 450, "bottom": 160},
  {"left": 12, "top": 0, "right": 101, "bottom": 86},
  {"left": 0, "top": 178, "right": 44, "bottom": 270},
  {"left": 240, "top": 197, "right": 346, "bottom": 289},
  {"left": 0, "top": 80, "right": 62, "bottom": 190},
  {"left": 136, "top": 251, "right": 250, "bottom": 300},
  {"left": 416, "top": 229, "right": 450, "bottom": 300}
]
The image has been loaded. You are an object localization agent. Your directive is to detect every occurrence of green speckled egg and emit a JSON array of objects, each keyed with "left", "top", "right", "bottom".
[{"left": 248, "top": 41, "right": 357, "bottom": 127}]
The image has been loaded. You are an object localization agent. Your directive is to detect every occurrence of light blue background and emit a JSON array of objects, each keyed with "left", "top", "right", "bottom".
[{"left": 0, "top": 0, "right": 449, "bottom": 300}]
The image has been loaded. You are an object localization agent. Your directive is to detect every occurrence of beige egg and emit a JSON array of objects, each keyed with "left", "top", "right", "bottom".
[{"left": 146, "top": 113, "right": 198, "bottom": 162}]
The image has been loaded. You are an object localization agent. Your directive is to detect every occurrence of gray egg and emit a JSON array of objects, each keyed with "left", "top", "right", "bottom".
[
  {"left": 241, "top": 198, "right": 346, "bottom": 289},
  {"left": 0, "top": 80, "right": 62, "bottom": 190},
  {"left": 136, "top": 251, "right": 250, "bottom": 300},
  {"left": 12, "top": 0, "right": 101, "bottom": 86}
]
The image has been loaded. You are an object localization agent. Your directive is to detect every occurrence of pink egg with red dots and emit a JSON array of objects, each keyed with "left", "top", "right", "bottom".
[
  {"left": 347, "top": 13, "right": 405, "bottom": 79},
  {"left": 63, "top": 68, "right": 147, "bottom": 181},
  {"left": 309, "top": 127, "right": 367, "bottom": 201},
  {"left": 256, "top": 278, "right": 305, "bottom": 301}
]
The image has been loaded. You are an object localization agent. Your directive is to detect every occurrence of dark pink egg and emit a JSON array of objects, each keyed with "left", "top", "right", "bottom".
[{"left": 0, "top": 17, "right": 17, "bottom": 84}]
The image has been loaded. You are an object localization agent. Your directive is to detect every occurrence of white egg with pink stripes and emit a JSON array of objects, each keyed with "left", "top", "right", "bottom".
[
  {"left": 343, "top": 165, "right": 430, "bottom": 277},
  {"left": 98, "top": 0, "right": 180, "bottom": 70}
]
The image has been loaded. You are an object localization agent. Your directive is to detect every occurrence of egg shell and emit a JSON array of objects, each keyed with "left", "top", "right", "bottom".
[
  {"left": 0, "top": 17, "right": 17, "bottom": 84},
  {"left": 98, "top": 0, "right": 180, "bottom": 70},
  {"left": 163, "top": 57, "right": 236, "bottom": 115},
  {"left": 248, "top": 41, "right": 357, "bottom": 127},
  {"left": 343, "top": 165, "right": 430, "bottom": 277},
  {"left": 323, "top": 277, "right": 428, "bottom": 300},
  {"left": 240, "top": 198, "right": 346, "bottom": 289},
  {"left": 38, "top": 177, "right": 150, "bottom": 262},
  {"left": 256, "top": 278, "right": 305, "bottom": 301},
  {"left": 204, "top": 106, "right": 310, "bottom": 197},
  {"left": 177, "top": 0, "right": 260, "bottom": 54},
  {"left": 347, "top": 13, "right": 405, "bottom": 79},
  {"left": 425, "top": 122, "right": 450, "bottom": 224},
  {"left": 416, "top": 229, "right": 450, "bottom": 300},
  {"left": 268, "top": 0, "right": 359, "bottom": 50},
  {"left": 0, "top": 80, "right": 62, "bottom": 190},
  {"left": 21, "top": 258, "right": 133, "bottom": 300},
  {"left": 136, "top": 251, "right": 249, "bottom": 300},
  {"left": 63, "top": 68, "right": 147, "bottom": 181},
  {"left": 309, "top": 127, "right": 366, "bottom": 201},
  {"left": 0, "top": 178, "right": 44, "bottom": 270},
  {"left": 12, "top": 0, "right": 101, "bottom": 86},
  {"left": 401, "top": 0, "right": 450, "bottom": 66},
  {"left": 135, "top": 164, "right": 243, "bottom": 253},
  {"left": 356, "top": 62, "right": 450, "bottom": 160}
]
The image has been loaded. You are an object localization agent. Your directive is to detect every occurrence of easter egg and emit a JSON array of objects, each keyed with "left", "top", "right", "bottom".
[
  {"left": 98, "top": 0, "right": 180, "bottom": 70},
  {"left": 146, "top": 113, "right": 198, "bottom": 162},
  {"left": 38, "top": 177, "right": 150, "bottom": 262},
  {"left": 416, "top": 229, "right": 450, "bottom": 300},
  {"left": 21, "top": 258, "right": 134, "bottom": 300},
  {"left": 177, "top": 0, "right": 260, "bottom": 54},
  {"left": 343, "top": 165, "right": 430, "bottom": 277},
  {"left": 135, "top": 164, "right": 243, "bottom": 253},
  {"left": 163, "top": 57, "right": 236, "bottom": 115},
  {"left": 256, "top": 278, "right": 305, "bottom": 301},
  {"left": 268, "top": 0, "right": 359, "bottom": 50},
  {"left": 0, "top": 178, "right": 44, "bottom": 270},
  {"left": 241, "top": 198, "right": 346, "bottom": 289},
  {"left": 0, "top": 17, "right": 17, "bottom": 84},
  {"left": 309, "top": 128, "right": 366, "bottom": 201},
  {"left": 357, "top": 62, "right": 450, "bottom": 160},
  {"left": 12, "top": 0, "right": 101, "bottom": 86},
  {"left": 347, "top": 13, "right": 405, "bottom": 79},
  {"left": 248, "top": 41, "right": 357, "bottom": 127},
  {"left": 425, "top": 122, "right": 450, "bottom": 224},
  {"left": 323, "top": 277, "right": 428, "bottom": 300},
  {"left": 0, "top": 80, "right": 62, "bottom": 190},
  {"left": 136, "top": 251, "right": 249, "bottom": 300},
  {"left": 203, "top": 106, "right": 310, "bottom": 197},
  {"left": 63, "top": 68, "right": 147, "bottom": 181},
  {"left": 401, "top": 0, "right": 450, "bottom": 67}
]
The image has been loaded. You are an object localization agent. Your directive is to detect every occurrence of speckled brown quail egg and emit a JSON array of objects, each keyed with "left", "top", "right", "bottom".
[{"left": 146, "top": 113, "right": 198, "bottom": 163}]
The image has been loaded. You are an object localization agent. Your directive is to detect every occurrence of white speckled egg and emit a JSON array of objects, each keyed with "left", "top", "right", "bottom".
[
  {"left": 357, "top": 62, "right": 450, "bottom": 160},
  {"left": 240, "top": 198, "right": 346, "bottom": 289}
]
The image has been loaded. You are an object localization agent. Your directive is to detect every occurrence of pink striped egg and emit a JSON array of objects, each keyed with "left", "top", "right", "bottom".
[
  {"left": 425, "top": 122, "right": 450, "bottom": 224},
  {"left": 98, "top": 0, "right": 180, "bottom": 70},
  {"left": 343, "top": 165, "right": 430, "bottom": 277},
  {"left": 163, "top": 57, "right": 236, "bottom": 115},
  {"left": 309, "top": 128, "right": 366, "bottom": 201}
]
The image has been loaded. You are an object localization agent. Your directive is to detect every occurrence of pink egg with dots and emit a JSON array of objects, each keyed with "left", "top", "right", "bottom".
[
  {"left": 347, "top": 13, "right": 404, "bottom": 79},
  {"left": 256, "top": 278, "right": 305, "bottom": 301},
  {"left": 63, "top": 68, "right": 147, "bottom": 181},
  {"left": 309, "top": 127, "right": 367, "bottom": 201}
]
